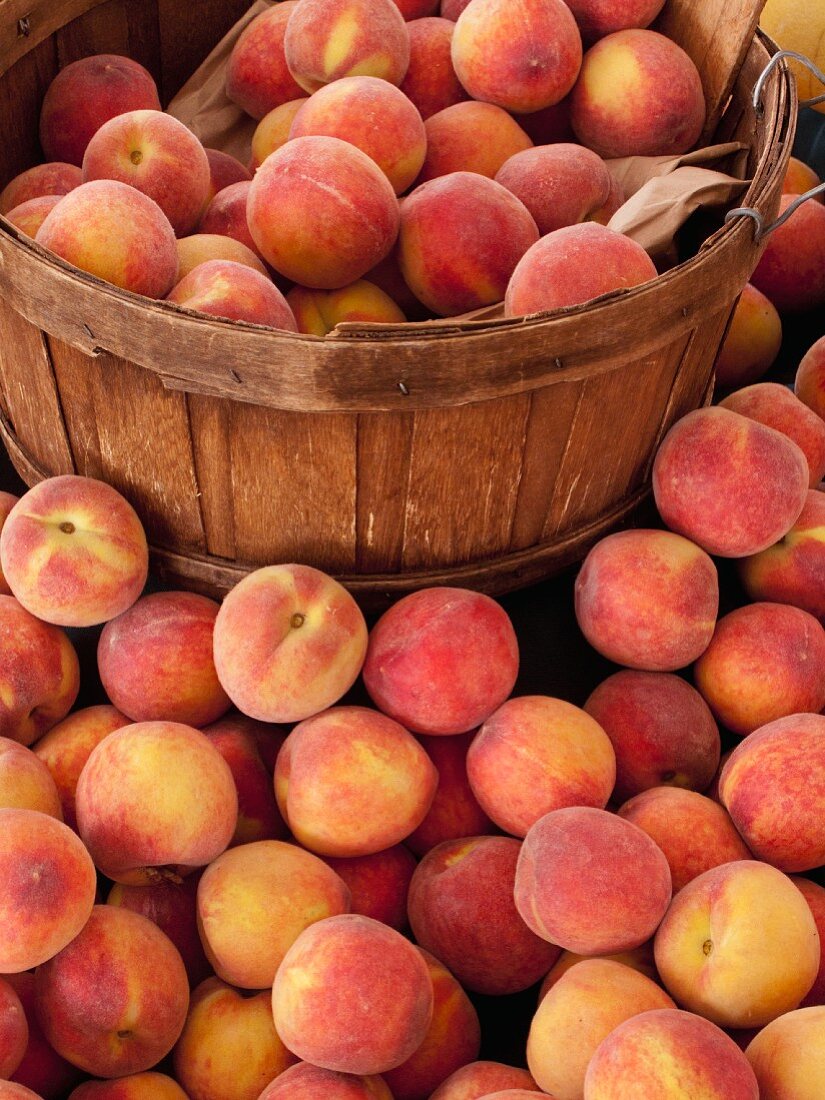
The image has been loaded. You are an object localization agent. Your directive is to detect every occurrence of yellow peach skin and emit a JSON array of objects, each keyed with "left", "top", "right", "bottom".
[
  {"left": 430, "top": 1063, "right": 541, "bottom": 1100},
  {"left": 539, "top": 943, "right": 658, "bottom": 999},
  {"left": 288, "top": 280, "right": 405, "bottom": 334},
  {"left": 714, "top": 283, "right": 782, "bottom": 390},
  {"left": 745, "top": 1006, "right": 825, "bottom": 1098},
  {"left": 177, "top": 234, "right": 268, "bottom": 280},
  {"left": 249, "top": 98, "right": 308, "bottom": 170},
  {"left": 68, "top": 1074, "right": 188, "bottom": 1100},
  {"left": 0, "top": 737, "right": 63, "bottom": 818}
]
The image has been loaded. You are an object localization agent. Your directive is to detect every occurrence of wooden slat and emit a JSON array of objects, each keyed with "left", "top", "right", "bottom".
[
  {"left": 0, "top": 34, "right": 56, "bottom": 186},
  {"left": 355, "top": 410, "right": 415, "bottom": 573},
  {"left": 53, "top": 0, "right": 161, "bottom": 78},
  {"left": 156, "top": 0, "right": 253, "bottom": 102},
  {"left": 186, "top": 393, "right": 237, "bottom": 560}
]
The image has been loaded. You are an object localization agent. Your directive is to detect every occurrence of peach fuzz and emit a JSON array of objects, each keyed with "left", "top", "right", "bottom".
[
  {"left": 399, "top": 172, "right": 539, "bottom": 315},
  {"left": 1, "top": 474, "right": 148, "bottom": 629},
  {"left": 505, "top": 221, "right": 657, "bottom": 316},
  {"left": 720, "top": 382, "right": 825, "bottom": 486},
  {"left": 173, "top": 977, "right": 296, "bottom": 1100},
  {"left": 570, "top": 30, "right": 705, "bottom": 158},
  {"left": 0, "top": 596, "right": 79, "bottom": 746},
  {"left": 249, "top": 99, "right": 307, "bottom": 170},
  {"left": 566, "top": 0, "right": 666, "bottom": 42},
  {"left": 204, "top": 148, "right": 251, "bottom": 203},
  {"left": 177, "top": 233, "right": 268, "bottom": 280},
  {"left": 258, "top": 1063, "right": 393, "bottom": 1099},
  {"left": 751, "top": 193, "right": 825, "bottom": 313},
  {"left": 539, "top": 942, "right": 658, "bottom": 998},
  {"left": 745, "top": 1006, "right": 825, "bottom": 1099},
  {"left": 740, "top": 491, "right": 825, "bottom": 620},
  {"left": 584, "top": 671, "right": 719, "bottom": 803},
  {"left": 0, "top": 976, "right": 27, "bottom": 1079},
  {"left": 35, "top": 180, "right": 179, "bottom": 298},
  {"left": 0, "top": 808, "right": 96, "bottom": 973},
  {"left": 796, "top": 335, "right": 825, "bottom": 421},
  {"left": 3, "top": 971, "right": 82, "bottom": 1100},
  {"left": 225, "top": 1, "right": 304, "bottom": 119},
  {"left": 283, "top": 0, "right": 411, "bottom": 92},
  {"left": 0, "top": 738, "right": 62, "bottom": 818},
  {"left": 694, "top": 603, "right": 825, "bottom": 737},
  {"left": 794, "top": 877, "right": 825, "bottom": 1006},
  {"left": 363, "top": 586, "right": 519, "bottom": 735},
  {"left": 407, "top": 836, "right": 561, "bottom": 996},
  {"left": 467, "top": 695, "right": 615, "bottom": 837},
  {"left": 68, "top": 1074, "right": 188, "bottom": 1099},
  {"left": 197, "top": 838, "right": 350, "bottom": 988},
  {"left": 617, "top": 787, "right": 750, "bottom": 892},
  {"left": 272, "top": 914, "right": 433, "bottom": 1075},
  {"left": 406, "top": 732, "right": 494, "bottom": 855},
  {"left": 0, "top": 491, "right": 17, "bottom": 593},
  {"left": 527, "top": 959, "right": 675, "bottom": 1099},
  {"left": 783, "top": 155, "right": 823, "bottom": 197},
  {"left": 5, "top": 195, "right": 64, "bottom": 239},
  {"left": 0, "top": 163, "right": 81, "bottom": 215},
  {"left": 275, "top": 705, "right": 437, "bottom": 856},
  {"left": 323, "top": 845, "right": 417, "bottom": 930},
  {"left": 713, "top": 282, "right": 783, "bottom": 389},
  {"left": 97, "top": 590, "right": 230, "bottom": 727},
  {"left": 417, "top": 102, "right": 532, "bottom": 182},
  {"left": 82, "top": 109, "right": 210, "bottom": 237},
  {"left": 33, "top": 705, "right": 130, "bottom": 831},
  {"left": 583, "top": 1009, "right": 759, "bottom": 1098},
  {"left": 39, "top": 54, "right": 161, "bottom": 166},
  {"left": 0, "top": 1085, "right": 47, "bottom": 1099},
  {"left": 383, "top": 948, "right": 480, "bottom": 1100},
  {"left": 75, "top": 720, "right": 237, "bottom": 884},
  {"left": 213, "top": 563, "right": 368, "bottom": 723},
  {"left": 574, "top": 528, "right": 718, "bottom": 671},
  {"left": 495, "top": 144, "right": 611, "bottom": 235},
  {"left": 288, "top": 279, "right": 406, "bottom": 334},
  {"left": 515, "top": 806, "right": 672, "bottom": 955},
  {"left": 401, "top": 17, "right": 468, "bottom": 120},
  {"left": 652, "top": 406, "right": 810, "bottom": 557},
  {"left": 197, "top": 181, "right": 259, "bottom": 255},
  {"left": 430, "top": 1063, "right": 541, "bottom": 1100},
  {"left": 654, "top": 861, "right": 819, "bottom": 1028},
  {"left": 167, "top": 259, "right": 297, "bottom": 329},
  {"left": 35, "top": 905, "right": 189, "bottom": 1078},
  {"left": 719, "top": 713, "right": 825, "bottom": 872}
]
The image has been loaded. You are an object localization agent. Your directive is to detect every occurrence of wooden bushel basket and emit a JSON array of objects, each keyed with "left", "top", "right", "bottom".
[{"left": 0, "top": 0, "right": 796, "bottom": 608}]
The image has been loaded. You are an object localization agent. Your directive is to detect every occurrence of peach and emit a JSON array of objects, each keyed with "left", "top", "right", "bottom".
[
  {"left": 247, "top": 136, "right": 400, "bottom": 288},
  {"left": 0, "top": 808, "right": 96, "bottom": 972},
  {"left": 745, "top": 1005, "right": 825, "bottom": 1099},
  {"left": 249, "top": 99, "right": 307, "bottom": 170},
  {"left": 718, "top": 713, "right": 825, "bottom": 872},
  {"left": 751, "top": 193, "right": 825, "bottom": 312},
  {"left": 495, "top": 144, "right": 611, "bottom": 235},
  {"left": 322, "top": 845, "right": 417, "bottom": 930},
  {"left": 0, "top": 163, "right": 81, "bottom": 215},
  {"left": 527, "top": 959, "right": 675, "bottom": 1098},
  {"left": 176, "top": 233, "right": 268, "bottom": 280},
  {"left": 225, "top": 2, "right": 305, "bottom": 118},
  {"left": 566, "top": 0, "right": 666, "bottom": 43},
  {"left": 794, "top": 877, "right": 825, "bottom": 1006},
  {"left": 407, "top": 836, "right": 561, "bottom": 995},
  {"left": 652, "top": 406, "right": 810, "bottom": 557},
  {"left": 694, "top": 603, "right": 825, "bottom": 737},
  {"left": 68, "top": 1074, "right": 187, "bottom": 1099},
  {"left": 1, "top": 475, "right": 148, "bottom": 629},
  {"left": 0, "top": 597, "right": 79, "bottom": 746},
  {"left": 82, "top": 109, "right": 211, "bottom": 236},
  {"left": 284, "top": 0, "right": 411, "bottom": 92},
  {"left": 167, "top": 259, "right": 298, "bottom": 329},
  {"left": 275, "top": 706, "right": 437, "bottom": 856},
  {"left": 796, "top": 335, "right": 825, "bottom": 421},
  {"left": 539, "top": 942, "right": 658, "bottom": 997},
  {"left": 617, "top": 787, "right": 751, "bottom": 892},
  {"left": 588, "top": 173, "right": 626, "bottom": 223},
  {"left": 272, "top": 914, "right": 433, "bottom": 1075},
  {"left": 35, "top": 179, "right": 179, "bottom": 298},
  {"left": 430, "top": 1063, "right": 541, "bottom": 1100},
  {"left": 583, "top": 1009, "right": 759, "bottom": 1098},
  {"left": 35, "top": 905, "right": 190, "bottom": 1078},
  {"left": 714, "top": 283, "right": 783, "bottom": 389},
  {"left": 477, "top": 1093, "right": 550, "bottom": 1099},
  {"left": 406, "top": 732, "right": 494, "bottom": 855},
  {"left": 720, "top": 382, "right": 825, "bottom": 486},
  {"left": 258, "top": 1063, "right": 393, "bottom": 1099},
  {"left": 33, "top": 705, "right": 130, "bottom": 831},
  {"left": 97, "top": 591, "right": 231, "bottom": 727},
  {"left": 0, "top": 738, "right": 62, "bottom": 818},
  {"left": 467, "top": 696, "right": 615, "bottom": 837},
  {"left": 3, "top": 972, "right": 83, "bottom": 1100},
  {"left": 401, "top": 17, "right": 468, "bottom": 120},
  {"left": 515, "top": 806, "right": 672, "bottom": 955},
  {"left": 290, "top": 77, "right": 425, "bottom": 195},
  {"left": 39, "top": 55, "right": 161, "bottom": 166},
  {"left": 584, "top": 671, "right": 720, "bottom": 802},
  {"left": 204, "top": 148, "right": 252, "bottom": 202},
  {"left": 783, "top": 155, "right": 823, "bottom": 198},
  {"left": 0, "top": 977, "right": 28, "bottom": 1080},
  {"left": 5, "top": 195, "right": 64, "bottom": 238},
  {"left": 203, "top": 714, "right": 288, "bottom": 845},
  {"left": 0, "top": 1084, "right": 46, "bottom": 1099},
  {"left": 655, "top": 860, "right": 820, "bottom": 1027},
  {"left": 197, "top": 838, "right": 351, "bottom": 988},
  {"left": 570, "top": 30, "right": 705, "bottom": 158},
  {"left": 107, "top": 874, "right": 211, "bottom": 989},
  {"left": 383, "top": 948, "right": 480, "bottom": 1100},
  {"left": 288, "top": 279, "right": 406, "bottom": 334},
  {"left": 213, "top": 563, "right": 368, "bottom": 724},
  {"left": 198, "top": 181, "right": 259, "bottom": 255},
  {"left": 0, "top": 491, "right": 17, "bottom": 594},
  {"left": 505, "top": 221, "right": 657, "bottom": 316},
  {"left": 363, "top": 587, "right": 520, "bottom": 736},
  {"left": 173, "top": 977, "right": 296, "bottom": 1100},
  {"left": 574, "top": 529, "right": 718, "bottom": 671},
  {"left": 365, "top": 245, "right": 429, "bottom": 317},
  {"left": 417, "top": 102, "right": 532, "bottom": 182},
  {"left": 75, "top": 720, "right": 237, "bottom": 884}
]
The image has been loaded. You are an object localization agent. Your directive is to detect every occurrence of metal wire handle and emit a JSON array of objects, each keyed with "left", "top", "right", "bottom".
[{"left": 753, "top": 49, "right": 825, "bottom": 113}]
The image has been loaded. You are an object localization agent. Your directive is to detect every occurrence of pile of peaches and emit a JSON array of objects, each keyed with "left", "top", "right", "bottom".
[{"left": 0, "top": 0, "right": 720, "bottom": 331}]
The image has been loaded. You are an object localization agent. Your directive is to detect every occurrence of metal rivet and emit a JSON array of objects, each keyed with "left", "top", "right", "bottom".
[
  {"left": 229, "top": 369, "right": 242, "bottom": 384},
  {"left": 554, "top": 357, "right": 563, "bottom": 369},
  {"left": 17, "top": 17, "right": 30, "bottom": 37},
  {"left": 397, "top": 381, "right": 410, "bottom": 396}
]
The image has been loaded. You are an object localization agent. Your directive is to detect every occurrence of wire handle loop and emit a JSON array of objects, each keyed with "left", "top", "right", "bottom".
[
  {"left": 725, "top": 181, "right": 825, "bottom": 242},
  {"left": 753, "top": 49, "right": 825, "bottom": 113}
]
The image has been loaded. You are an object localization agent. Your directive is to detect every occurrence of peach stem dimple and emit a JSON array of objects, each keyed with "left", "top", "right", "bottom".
[
  {"left": 702, "top": 939, "right": 713, "bottom": 956},
  {"left": 59, "top": 521, "right": 75, "bottom": 535},
  {"left": 291, "top": 612, "right": 306, "bottom": 629},
  {"left": 130, "top": 150, "right": 143, "bottom": 165}
]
